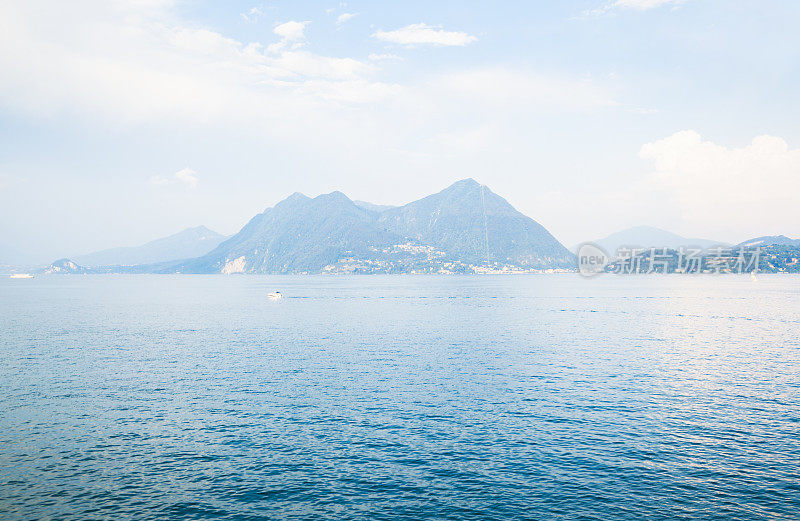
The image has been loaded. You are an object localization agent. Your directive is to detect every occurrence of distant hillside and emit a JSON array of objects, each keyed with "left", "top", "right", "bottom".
[
  {"left": 738, "top": 235, "right": 800, "bottom": 248},
  {"left": 379, "top": 179, "right": 573, "bottom": 268},
  {"left": 353, "top": 200, "right": 397, "bottom": 213},
  {"left": 163, "top": 179, "right": 573, "bottom": 274},
  {"left": 73, "top": 226, "right": 227, "bottom": 267},
  {"left": 43, "top": 258, "right": 90, "bottom": 274},
  {"left": 43, "top": 204, "right": 800, "bottom": 275},
  {"left": 176, "top": 192, "right": 402, "bottom": 274},
  {"left": 589, "top": 226, "right": 726, "bottom": 255}
]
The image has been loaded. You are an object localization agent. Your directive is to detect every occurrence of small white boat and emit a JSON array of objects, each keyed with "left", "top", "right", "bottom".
[
  {"left": 9, "top": 273, "right": 34, "bottom": 279},
  {"left": 268, "top": 291, "right": 283, "bottom": 299}
]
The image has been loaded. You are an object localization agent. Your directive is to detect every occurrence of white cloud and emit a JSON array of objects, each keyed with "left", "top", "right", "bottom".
[
  {"left": 148, "top": 175, "right": 170, "bottom": 186},
  {"left": 167, "top": 24, "right": 373, "bottom": 82},
  {"left": 585, "top": 0, "right": 688, "bottom": 16},
  {"left": 0, "top": 2, "right": 615, "bottom": 135},
  {"left": 0, "top": 1, "right": 633, "bottom": 242},
  {"left": 174, "top": 168, "right": 198, "bottom": 189},
  {"left": 295, "top": 79, "right": 402, "bottom": 103},
  {"left": 267, "top": 20, "right": 311, "bottom": 53},
  {"left": 629, "top": 107, "right": 659, "bottom": 115},
  {"left": 271, "top": 51, "right": 374, "bottom": 80},
  {"left": 150, "top": 168, "right": 198, "bottom": 189},
  {"left": 169, "top": 28, "right": 245, "bottom": 56},
  {"left": 336, "top": 13, "right": 357, "bottom": 25},
  {"left": 427, "top": 68, "right": 617, "bottom": 112},
  {"left": 640, "top": 131, "right": 800, "bottom": 238},
  {"left": 241, "top": 7, "right": 262, "bottom": 22},
  {"left": 372, "top": 23, "right": 477, "bottom": 47},
  {"left": 368, "top": 53, "right": 402, "bottom": 61},
  {"left": 521, "top": 131, "right": 800, "bottom": 245},
  {"left": 274, "top": 21, "right": 308, "bottom": 41},
  {"left": 0, "top": 1, "right": 392, "bottom": 126},
  {"left": 615, "top": 0, "right": 687, "bottom": 9}
]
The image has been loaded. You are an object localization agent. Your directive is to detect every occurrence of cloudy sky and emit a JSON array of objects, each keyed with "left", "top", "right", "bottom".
[{"left": 1, "top": 0, "right": 798, "bottom": 262}]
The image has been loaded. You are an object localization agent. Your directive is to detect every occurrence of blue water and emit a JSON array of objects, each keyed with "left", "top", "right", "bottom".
[{"left": 1, "top": 274, "right": 799, "bottom": 520}]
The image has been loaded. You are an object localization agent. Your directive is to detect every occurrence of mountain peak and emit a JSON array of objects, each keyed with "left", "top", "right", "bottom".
[
  {"left": 273, "top": 192, "right": 311, "bottom": 211},
  {"left": 589, "top": 226, "right": 726, "bottom": 254},
  {"left": 68, "top": 180, "right": 575, "bottom": 274},
  {"left": 377, "top": 179, "right": 573, "bottom": 268},
  {"left": 623, "top": 225, "right": 667, "bottom": 233},
  {"left": 44, "top": 258, "right": 88, "bottom": 274},
  {"left": 185, "top": 225, "right": 222, "bottom": 237},
  {"left": 437, "top": 178, "right": 495, "bottom": 201},
  {"left": 316, "top": 190, "right": 352, "bottom": 204},
  {"left": 449, "top": 178, "right": 481, "bottom": 189},
  {"left": 282, "top": 192, "right": 310, "bottom": 203}
]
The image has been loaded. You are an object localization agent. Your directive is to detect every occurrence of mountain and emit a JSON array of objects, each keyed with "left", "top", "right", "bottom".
[
  {"left": 353, "top": 200, "right": 396, "bottom": 213},
  {"left": 378, "top": 179, "right": 573, "bottom": 268},
  {"left": 167, "top": 179, "right": 573, "bottom": 274},
  {"left": 589, "top": 226, "right": 726, "bottom": 255},
  {"left": 738, "top": 235, "right": 800, "bottom": 248},
  {"left": 73, "top": 226, "right": 227, "bottom": 267},
  {"left": 43, "top": 258, "right": 90, "bottom": 274},
  {"left": 176, "top": 192, "right": 403, "bottom": 274}
]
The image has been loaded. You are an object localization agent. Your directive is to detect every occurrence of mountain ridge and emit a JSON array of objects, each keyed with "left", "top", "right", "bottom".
[
  {"left": 176, "top": 191, "right": 403, "bottom": 274},
  {"left": 586, "top": 225, "right": 726, "bottom": 255},
  {"left": 378, "top": 179, "right": 572, "bottom": 267},
  {"left": 56, "top": 179, "right": 575, "bottom": 274},
  {"left": 73, "top": 225, "right": 227, "bottom": 267},
  {"left": 738, "top": 235, "right": 800, "bottom": 248}
]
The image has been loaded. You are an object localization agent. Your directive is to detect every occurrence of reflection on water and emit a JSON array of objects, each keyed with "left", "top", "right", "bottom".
[{"left": 1, "top": 274, "right": 798, "bottom": 520}]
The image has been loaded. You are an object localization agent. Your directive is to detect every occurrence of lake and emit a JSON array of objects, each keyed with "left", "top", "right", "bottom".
[{"left": 1, "top": 274, "right": 798, "bottom": 520}]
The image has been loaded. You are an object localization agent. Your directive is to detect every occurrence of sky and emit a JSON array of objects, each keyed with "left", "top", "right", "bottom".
[{"left": 0, "top": 0, "right": 799, "bottom": 263}]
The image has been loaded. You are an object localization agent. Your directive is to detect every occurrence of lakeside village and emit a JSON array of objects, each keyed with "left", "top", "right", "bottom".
[
  {"left": 321, "top": 242, "right": 572, "bottom": 274},
  {"left": 321, "top": 243, "right": 800, "bottom": 275}
]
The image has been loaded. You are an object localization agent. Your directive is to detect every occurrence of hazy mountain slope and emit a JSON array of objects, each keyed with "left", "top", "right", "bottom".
[
  {"left": 378, "top": 179, "right": 574, "bottom": 268},
  {"left": 56, "top": 181, "right": 575, "bottom": 274},
  {"left": 591, "top": 226, "right": 725, "bottom": 254},
  {"left": 74, "top": 226, "right": 227, "bottom": 267},
  {"left": 177, "top": 192, "right": 403, "bottom": 274},
  {"left": 738, "top": 235, "right": 800, "bottom": 248},
  {"left": 42, "top": 258, "right": 90, "bottom": 274},
  {"left": 353, "top": 200, "right": 396, "bottom": 213}
]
